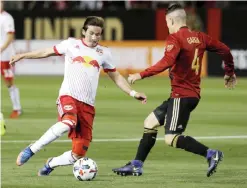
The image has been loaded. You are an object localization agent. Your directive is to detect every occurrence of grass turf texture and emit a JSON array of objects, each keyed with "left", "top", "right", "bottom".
[{"left": 1, "top": 76, "right": 247, "bottom": 188}]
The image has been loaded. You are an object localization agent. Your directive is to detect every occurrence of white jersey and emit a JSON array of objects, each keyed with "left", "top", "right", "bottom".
[
  {"left": 54, "top": 38, "right": 116, "bottom": 106},
  {"left": 0, "top": 11, "right": 15, "bottom": 61}
]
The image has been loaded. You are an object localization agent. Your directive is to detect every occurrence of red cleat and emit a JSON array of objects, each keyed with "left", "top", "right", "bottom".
[{"left": 9, "top": 110, "right": 22, "bottom": 119}]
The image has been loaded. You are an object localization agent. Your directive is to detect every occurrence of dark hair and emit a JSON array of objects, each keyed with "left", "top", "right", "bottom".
[
  {"left": 82, "top": 16, "right": 104, "bottom": 37},
  {"left": 166, "top": 3, "right": 184, "bottom": 15}
]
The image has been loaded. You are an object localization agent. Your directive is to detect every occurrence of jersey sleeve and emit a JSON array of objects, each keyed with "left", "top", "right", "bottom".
[
  {"left": 102, "top": 49, "right": 116, "bottom": 72},
  {"left": 203, "top": 33, "right": 235, "bottom": 76},
  {"left": 4, "top": 15, "right": 15, "bottom": 33},
  {"left": 53, "top": 39, "right": 69, "bottom": 56},
  {"left": 140, "top": 35, "right": 180, "bottom": 78}
]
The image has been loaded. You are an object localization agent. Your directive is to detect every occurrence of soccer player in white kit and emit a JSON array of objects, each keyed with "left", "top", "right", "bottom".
[
  {"left": 0, "top": 1, "right": 22, "bottom": 118},
  {"left": 10, "top": 16, "right": 147, "bottom": 176}
]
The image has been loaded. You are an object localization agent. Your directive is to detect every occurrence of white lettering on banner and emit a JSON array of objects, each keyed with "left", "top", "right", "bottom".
[
  {"left": 222, "top": 49, "right": 247, "bottom": 70},
  {"left": 13, "top": 40, "right": 152, "bottom": 75}
]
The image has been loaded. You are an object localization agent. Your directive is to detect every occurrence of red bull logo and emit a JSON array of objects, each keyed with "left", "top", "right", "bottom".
[{"left": 72, "top": 56, "right": 100, "bottom": 71}]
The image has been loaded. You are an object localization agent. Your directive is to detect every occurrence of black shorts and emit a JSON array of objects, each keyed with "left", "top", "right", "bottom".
[{"left": 153, "top": 97, "right": 199, "bottom": 134}]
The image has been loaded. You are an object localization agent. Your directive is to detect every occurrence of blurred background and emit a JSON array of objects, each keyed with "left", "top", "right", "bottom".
[{"left": 3, "top": 0, "right": 247, "bottom": 76}]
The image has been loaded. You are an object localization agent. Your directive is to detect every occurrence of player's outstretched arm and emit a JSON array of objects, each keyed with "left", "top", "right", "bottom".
[
  {"left": 9, "top": 47, "right": 57, "bottom": 66},
  {"left": 107, "top": 71, "right": 147, "bottom": 103},
  {"left": 127, "top": 52, "right": 177, "bottom": 85},
  {"left": 136, "top": 37, "right": 180, "bottom": 81}
]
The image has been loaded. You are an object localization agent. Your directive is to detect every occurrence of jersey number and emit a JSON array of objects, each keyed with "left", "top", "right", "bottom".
[{"left": 191, "top": 48, "right": 200, "bottom": 75}]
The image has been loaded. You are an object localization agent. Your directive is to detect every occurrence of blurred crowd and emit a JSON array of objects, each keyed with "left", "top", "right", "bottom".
[{"left": 4, "top": 1, "right": 247, "bottom": 11}]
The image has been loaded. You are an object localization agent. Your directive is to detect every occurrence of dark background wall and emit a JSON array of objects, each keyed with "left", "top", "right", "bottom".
[{"left": 8, "top": 8, "right": 247, "bottom": 77}]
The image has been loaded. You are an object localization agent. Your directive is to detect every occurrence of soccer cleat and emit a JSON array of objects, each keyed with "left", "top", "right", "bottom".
[
  {"left": 112, "top": 160, "right": 143, "bottom": 176},
  {"left": 206, "top": 149, "right": 224, "bottom": 177},
  {"left": 16, "top": 145, "right": 34, "bottom": 166},
  {"left": 38, "top": 158, "right": 54, "bottom": 176},
  {"left": 10, "top": 110, "right": 22, "bottom": 119}
]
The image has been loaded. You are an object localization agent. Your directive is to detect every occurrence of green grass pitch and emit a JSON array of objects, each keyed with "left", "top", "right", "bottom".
[{"left": 1, "top": 76, "right": 247, "bottom": 188}]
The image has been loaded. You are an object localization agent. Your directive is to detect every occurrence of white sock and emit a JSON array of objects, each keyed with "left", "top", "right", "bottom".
[
  {"left": 48, "top": 150, "right": 77, "bottom": 168},
  {"left": 30, "top": 122, "right": 70, "bottom": 153},
  {"left": 8, "top": 85, "right": 22, "bottom": 111}
]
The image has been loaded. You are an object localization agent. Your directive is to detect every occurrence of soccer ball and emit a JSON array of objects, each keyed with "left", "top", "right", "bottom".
[{"left": 73, "top": 157, "right": 98, "bottom": 181}]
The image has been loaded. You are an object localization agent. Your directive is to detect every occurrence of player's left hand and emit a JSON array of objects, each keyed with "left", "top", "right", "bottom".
[
  {"left": 134, "top": 92, "right": 147, "bottom": 104},
  {"left": 224, "top": 74, "right": 237, "bottom": 89},
  {"left": 128, "top": 73, "right": 142, "bottom": 84}
]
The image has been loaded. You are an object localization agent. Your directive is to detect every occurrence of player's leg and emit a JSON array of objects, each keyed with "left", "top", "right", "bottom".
[
  {"left": 38, "top": 101, "right": 95, "bottom": 176},
  {"left": 1, "top": 61, "right": 22, "bottom": 118},
  {"left": 38, "top": 139, "right": 91, "bottom": 176},
  {"left": 16, "top": 96, "right": 77, "bottom": 166},
  {"left": 164, "top": 98, "right": 223, "bottom": 177},
  {"left": 38, "top": 138, "right": 90, "bottom": 176},
  {"left": 112, "top": 100, "right": 169, "bottom": 176},
  {"left": 164, "top": 98, "right": 208, "bottom": 156}
]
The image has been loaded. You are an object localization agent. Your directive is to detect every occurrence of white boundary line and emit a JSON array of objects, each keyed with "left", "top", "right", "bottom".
[{"left": 1, "top": 135, "right": 247, "bottom": 143}]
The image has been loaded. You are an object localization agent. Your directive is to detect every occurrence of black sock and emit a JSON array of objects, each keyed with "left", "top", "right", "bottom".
[
  {"left": 135, "top": 131, "right": 157, "bottom": 162},
  {"left": 176, "top": 135, "right": 208, "bottom": 157}
]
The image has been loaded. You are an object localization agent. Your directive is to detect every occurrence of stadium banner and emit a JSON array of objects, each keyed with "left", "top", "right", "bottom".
[
  {"left": 13, "top": 40, "right": 208, "bottom": 76},
  {"left": 207, "top": 9, "right": 247, "bottom": 76},
  {"left": 207, "top": 50, "right": 247, "bottom": 77},
  {"left": 9, "top": 10, "right": 155, "bottom": 41}
]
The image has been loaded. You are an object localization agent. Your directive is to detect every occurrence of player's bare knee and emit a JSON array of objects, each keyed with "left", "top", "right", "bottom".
[
  {"left": 61, "top": 112, "right": 77, "bottom": 128},
  {"left": 165, "top": 134, "right": 181, "bottom": 147},
  {"left": 144, "top": 117, "right": 152, "bottom": 129},
  {"left": 164, "top": 134, "right": 176, "bottom": 146},
  {"left": 144, "top": 120, "right": 158, "bottom": 133},
  {"left": 144, "top": 112, "right": 160, "bottom": 130}
]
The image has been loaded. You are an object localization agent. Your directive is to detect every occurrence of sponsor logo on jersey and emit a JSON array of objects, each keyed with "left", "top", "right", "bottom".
[
  {"left": 64, "top": 105, "right": 73, "bottom": 111},
  {"left": 72, "top": 56, "right": 100, "bottom": 71},
  {"left": 96, "top": 48, "right": 103, "bottom": 55},
  {"left": 166, "top": 44, "right": 174, "bottom": 52}
]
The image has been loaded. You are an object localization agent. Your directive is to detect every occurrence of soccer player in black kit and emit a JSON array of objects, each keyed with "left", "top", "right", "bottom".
[{"left": 112, "top": 3, "right": 237, "bottom": 177}]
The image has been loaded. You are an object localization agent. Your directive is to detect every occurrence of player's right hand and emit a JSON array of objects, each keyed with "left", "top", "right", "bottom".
[
  {"left": 134, "top": 92, "right": 147, "bottom": 104},
  {"left": 224, "top": 74, "right": 237, "bottom": 89},
  {"left": 9, "top": 54, "right": 23, "bottom": 66},
  {"left": 128, "top": 73, "right": 142, "bottom": 84}
]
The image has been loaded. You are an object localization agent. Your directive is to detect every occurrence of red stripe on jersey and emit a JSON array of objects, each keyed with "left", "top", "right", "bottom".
[
  {"left": 53, "top": 46, "right": 62, "bottom": 56},
  {"left": 104, "top": 68, "right": 116, "bottom": 73},
  {"left": 7, "top": 31, "right": 15, "bottom": 34}
]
